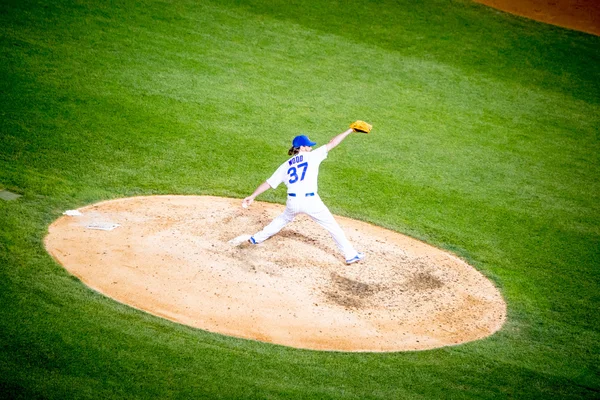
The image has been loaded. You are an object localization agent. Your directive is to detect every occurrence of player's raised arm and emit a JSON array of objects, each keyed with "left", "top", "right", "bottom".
[
  {"left": 325, "top": 128, "right": 354, "bottom": 152},
  {"left": 326, "top": 121, "right": 372, "bottom": 152},
  {"left": 242, "top": 181, "right": 271, "bottom": 208}
]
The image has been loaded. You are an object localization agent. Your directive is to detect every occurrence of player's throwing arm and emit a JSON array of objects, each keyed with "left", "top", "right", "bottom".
[{"left": 241, "top": 121, "right": 372, "bottom": 265}]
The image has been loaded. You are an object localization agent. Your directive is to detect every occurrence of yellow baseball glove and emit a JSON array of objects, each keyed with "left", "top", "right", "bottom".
[{"left": 350, "top": 120, "right": 372, "bottom": 134}]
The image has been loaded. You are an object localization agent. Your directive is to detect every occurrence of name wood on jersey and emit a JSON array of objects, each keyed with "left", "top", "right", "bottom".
[{"left": 288, "top": 155, "right": 304, "bottom": 166}]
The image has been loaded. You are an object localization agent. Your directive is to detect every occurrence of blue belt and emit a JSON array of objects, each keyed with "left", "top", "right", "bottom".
[{"left": 288, "top": 193, "right": 315, "bottom": 197}]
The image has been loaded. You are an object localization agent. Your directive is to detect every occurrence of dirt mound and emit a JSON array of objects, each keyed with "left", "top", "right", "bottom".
[{"left": 45, "top": 195, "right": 506, "bottom": 352}]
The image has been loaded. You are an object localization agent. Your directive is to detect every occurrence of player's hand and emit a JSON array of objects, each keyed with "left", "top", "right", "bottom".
[{"left": 242, "top": 197, "right": 254, "bottom": 209}]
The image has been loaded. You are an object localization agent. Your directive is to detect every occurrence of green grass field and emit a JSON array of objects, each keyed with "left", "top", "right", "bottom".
[{"left": 1, "top": 0, "right": 599, "bottom": 398}]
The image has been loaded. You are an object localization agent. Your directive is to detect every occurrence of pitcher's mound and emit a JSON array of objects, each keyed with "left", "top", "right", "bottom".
[{"left": 45, "top": 195, "right": 506, "bottom": 352}]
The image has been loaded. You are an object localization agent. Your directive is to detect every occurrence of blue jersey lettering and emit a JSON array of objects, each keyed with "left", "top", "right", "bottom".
[{"left": 288, "top": 155, "right": 304, "bottom": 166}]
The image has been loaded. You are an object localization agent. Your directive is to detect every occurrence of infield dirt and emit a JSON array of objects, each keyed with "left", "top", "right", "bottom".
[{"left": 45, "top": 196, "right": 506, "bottom": 352}]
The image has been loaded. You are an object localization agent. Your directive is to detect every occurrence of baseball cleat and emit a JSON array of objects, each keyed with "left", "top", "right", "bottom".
[
  {"left": 346, "top": 252, "right": 365, "bottom": 265},
  {"left": 248, "top": 236, "right": 257, "bottom": 245},
  {"left": 228, "top": 234, "right": 251, "bottom": 246}
]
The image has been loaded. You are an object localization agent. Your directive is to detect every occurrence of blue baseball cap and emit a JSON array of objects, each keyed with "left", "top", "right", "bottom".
[{"left": 292, "top": 135, "right": 316, "bottom": 147}]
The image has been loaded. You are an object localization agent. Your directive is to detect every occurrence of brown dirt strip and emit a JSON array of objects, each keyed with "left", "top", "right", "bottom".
[{"left": 474, "top": 0, "right": 600, "bottom": 35}]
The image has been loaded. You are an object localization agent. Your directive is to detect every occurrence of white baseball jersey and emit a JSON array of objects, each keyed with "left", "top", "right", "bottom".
[
  {"left": 252, "top": 144, "right": 360, "bottom": 260},
  {"left": 266, "top": 145, "right": 328, "bottom": 194}
]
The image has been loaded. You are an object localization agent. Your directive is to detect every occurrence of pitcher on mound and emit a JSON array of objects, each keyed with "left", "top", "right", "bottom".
[{"left": 242, "top": 121, "right": 372, "bottom": 264}]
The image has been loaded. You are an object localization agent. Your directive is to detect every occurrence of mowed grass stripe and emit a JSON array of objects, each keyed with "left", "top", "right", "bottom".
[{"left": 0, "top": 0, "right": 598, "bottom": 398}]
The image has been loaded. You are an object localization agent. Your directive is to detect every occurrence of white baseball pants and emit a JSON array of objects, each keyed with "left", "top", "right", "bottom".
[{"left": 252, "top": 194, "right": 359, "bottom": 260}]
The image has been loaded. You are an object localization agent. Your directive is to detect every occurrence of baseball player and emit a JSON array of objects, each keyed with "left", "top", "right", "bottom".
[{"left": 242, "top": 121, "right": 372, "bottom": 264}]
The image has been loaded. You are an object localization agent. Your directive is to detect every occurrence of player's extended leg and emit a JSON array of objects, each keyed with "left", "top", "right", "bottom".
[
  {"left": 251, "top": 207, "right": 295, "bottom": 244},
  {"left": 307, "top": 200, "right": 360, "bottom": 260}
]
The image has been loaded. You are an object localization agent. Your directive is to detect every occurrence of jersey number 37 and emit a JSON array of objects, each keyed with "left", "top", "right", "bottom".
[{"left": 288, "top": 162, "right": 308, "bottom": 184}]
